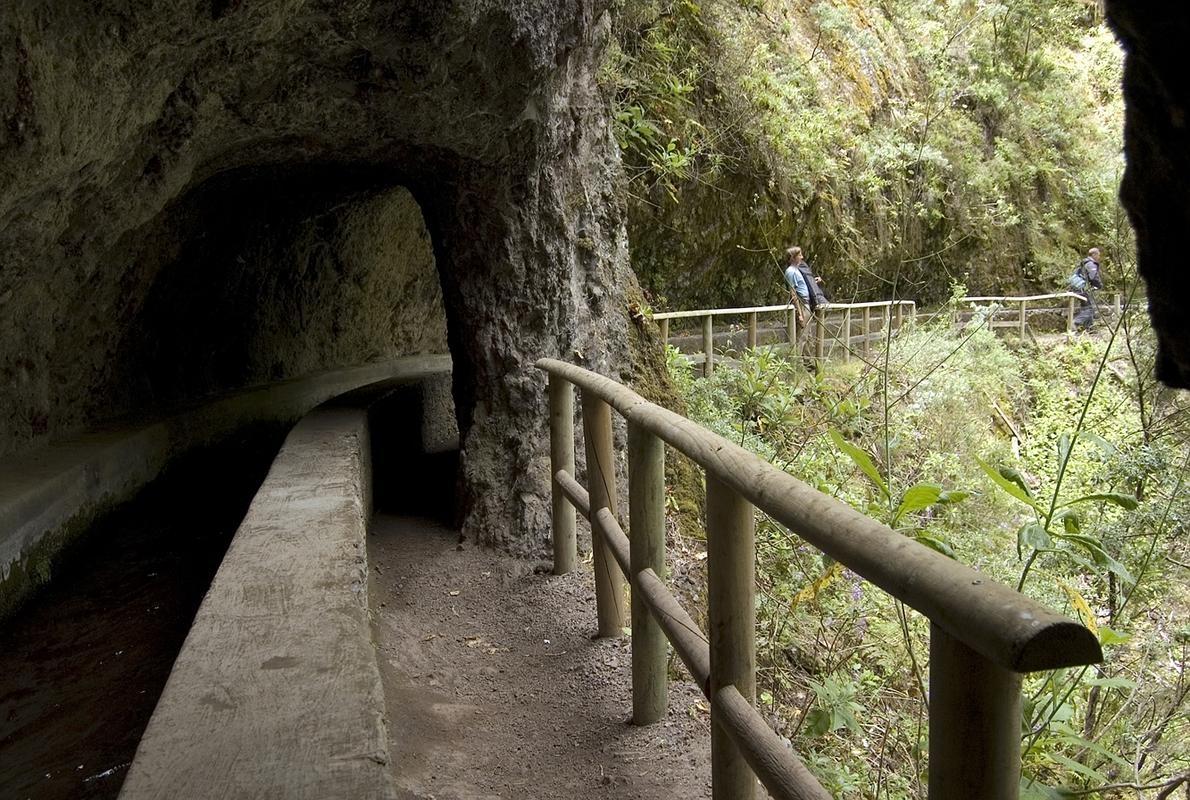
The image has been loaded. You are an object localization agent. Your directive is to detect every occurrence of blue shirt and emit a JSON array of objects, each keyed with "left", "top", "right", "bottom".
[{"left": 784, "top": 264, "right": 809, "bottom": 303}]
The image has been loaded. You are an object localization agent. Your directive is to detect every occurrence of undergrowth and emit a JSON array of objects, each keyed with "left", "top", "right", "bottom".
[{"left": 664, "top": 291, "right": 1190, "bottom": 798}]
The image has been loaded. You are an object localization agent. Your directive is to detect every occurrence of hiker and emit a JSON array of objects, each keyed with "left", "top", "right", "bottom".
[
  {"left": 784, "top": 248, "right": 810, "bottom": 325},
  {"left": 785, "top": 246, "right": 825, "bottom": 369},
  {"left": 791, "top": 247, "right": 829, "bottom": 311},
  {"left": 1070, "top": 247, "right": 1104, "bottom": 331}
]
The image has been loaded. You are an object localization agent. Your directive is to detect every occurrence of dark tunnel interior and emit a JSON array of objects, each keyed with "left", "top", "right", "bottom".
[{"left": 84, "top": 163, "right": 450, "bottom": 428}]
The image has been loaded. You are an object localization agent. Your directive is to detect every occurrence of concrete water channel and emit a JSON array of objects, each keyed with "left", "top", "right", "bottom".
[
  {"left": 0, "top": 433, "right": 284, "bottom": 799},
  {"left": 0, "top": 357, "right": 454, "bottom": 799}
]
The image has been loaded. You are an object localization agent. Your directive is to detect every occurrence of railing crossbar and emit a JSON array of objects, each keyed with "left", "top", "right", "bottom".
[
  {"left": 539, "top": 359, "right": 1100, "bottom": 673},
  {"left": 539, "top": 359, "right": 1102, "bottom": 800},
  {"left": 557, "top": 465, "right": 828, "bottom": 800}
]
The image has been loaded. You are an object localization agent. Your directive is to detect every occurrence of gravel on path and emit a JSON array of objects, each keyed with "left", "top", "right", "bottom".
[{"left": 369, "top": 514, "right": 713, "bottom": 800}]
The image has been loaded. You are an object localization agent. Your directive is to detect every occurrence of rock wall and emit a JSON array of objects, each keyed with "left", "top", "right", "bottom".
[
  {"left": 0, "top": 1, "right": 636, "bottom": 553},
  {"left": 1106, "top": 3, "right": 1190, "bottom": 389}
]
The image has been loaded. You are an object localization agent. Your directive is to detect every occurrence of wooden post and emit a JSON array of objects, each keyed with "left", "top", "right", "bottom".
[
  {"left": 861, "top": 307, "right": 870, "bottom": 359},
  {"left": 548, "top": 374, "right": 576, "bottom": 575},
  {"left": 581, "top": 392, "right": 627, "bottom": 637},
  {"left": 707, "top": 475, "right": 756, "bottom": 800},
  {"left": 929, "top": 624, "right": 1022, "bottom": 800},
  {"left": 814, "top": 309, "right": 825, "bottom": 364},
  {"left": 747, "top": 312, "right": 758, "bottom": 351},
  {"left": 660, "top": 318, "right": 669, "bottom": 345},
  {"left": 703, "top": 315, "right": 715, "bottom": 377},
  {"left": 628, "top": 421, "right": 667, "bottom": 725},
  {"left": 842, "top": 307, "right": 852, "bottom": 364},
  {"left": 786, "top": 309, "right": 797, "bottom": 347},
  {"left": 882, "top": 304, "right": 891, "bottom": 344},
  {"left": 895, "top": 302, "right": 904, "bottom": 331},
  {"left": 910, "top": 301, "right": 917, "bottom": 325},
  {"left": 1114, "top": 292, "right": 1121, "bottom": 315},
  {"left": 1067, "top": 296, "right": 1076, "bottom": 333},
  {"left": 1019, "top": 300, "right": 1027, "bottom": 338}
]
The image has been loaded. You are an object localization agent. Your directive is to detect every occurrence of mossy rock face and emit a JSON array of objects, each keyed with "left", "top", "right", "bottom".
[
  {"left": 0, "top": 1, "right": 638, "bottom": 553},
  {"left": 621, "top": 282, "right": 705, "bottom": 541},
  {"left": 0, "top": 500, "right": 116, "bottom": 623}
]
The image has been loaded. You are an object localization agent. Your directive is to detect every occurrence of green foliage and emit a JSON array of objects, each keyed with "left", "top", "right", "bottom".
[
  {"left": 664, "top": 308, "right": 1190, "bottom": 796},
  {"left": 606, "top": 0, "right": 1126, "bottom": 310}
]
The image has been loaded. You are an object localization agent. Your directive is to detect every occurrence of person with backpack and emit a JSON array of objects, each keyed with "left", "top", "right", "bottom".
[
  {"left": 784, "top": 247, "right": 810, "bottom": 326},
  {"left": 785, "top": 246, "right": 829, "bottom": 369},
  {"left": 791, "top": 247, "right": 830, "bottom": 312},
  {"left": 1070, "top": 247, "right": 1104, "bottom": 331}
]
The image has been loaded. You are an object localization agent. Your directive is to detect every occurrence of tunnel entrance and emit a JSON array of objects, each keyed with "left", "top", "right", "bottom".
[
  {"left": 368, "top": 378, "right": 460, "bottom": 524},
  {"left": 102, "top": 165, "right": 449, "bottom": 421}
]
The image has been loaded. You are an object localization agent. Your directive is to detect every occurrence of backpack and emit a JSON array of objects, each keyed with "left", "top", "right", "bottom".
[
  {"left": 1068, "top": 257, "right": 1101, "bottom": 292},
  {"left": 797, "top": 263, "right": 825, "bottom": 310},
  {"left": 1067, "top": 268, "right": 1088, "bottom": 292}
]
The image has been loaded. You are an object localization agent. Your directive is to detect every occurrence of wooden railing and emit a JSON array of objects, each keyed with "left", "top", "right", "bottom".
[
  {"left": 537, "top": 358, "right": 1103, "bottom": 800},
  {"left": 958, "top": 292, "right": 1103, "bottom": 334},
  {"left": 654, "top": 300, "right": 917, "bottom": 376}
]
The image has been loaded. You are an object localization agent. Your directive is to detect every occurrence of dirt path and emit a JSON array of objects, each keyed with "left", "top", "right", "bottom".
[{"left": 368, "top": 514, "right": 712, "bottom": 799}]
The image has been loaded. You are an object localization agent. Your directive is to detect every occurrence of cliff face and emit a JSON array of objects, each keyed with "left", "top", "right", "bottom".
[
  {"left": 0, "top": 1, "right": 635, "bottom": 552},
  {"left": 1106, "top": 3, "right": 1190, "bottom": 389}
]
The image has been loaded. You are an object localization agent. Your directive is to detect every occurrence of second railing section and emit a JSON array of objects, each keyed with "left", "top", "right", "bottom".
[{"left": 538, "top": 358, "right": 1102, "bottom": 800}]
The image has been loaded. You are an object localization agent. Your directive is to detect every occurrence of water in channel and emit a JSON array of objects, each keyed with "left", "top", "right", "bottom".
[{"left": 0, "top": 430, "right": 283, "bottom": 800}]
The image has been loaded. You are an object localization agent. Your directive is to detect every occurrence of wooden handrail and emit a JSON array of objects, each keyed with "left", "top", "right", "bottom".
[
  {"left": 538, "top": 357, "right": 1103, "bottom": 799},
  {"left": 654, "top": 299, "right": 915, "bottom": 320},
  {"left": 656, "top": 300, "right": 915, "bottom": 374},
  {"left": 538, "top": 357, "right": 1100, "bottom": 671},
  {"left": 960, "top": 292, "right": 1087, "bottom": 303}
]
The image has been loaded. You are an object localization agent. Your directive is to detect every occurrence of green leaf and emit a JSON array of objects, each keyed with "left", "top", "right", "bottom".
[
  {"left": 915, "top": 531, "right": 956, "bottom": 559},
  {"left": 1053, "top": 533, "right": 1108, "bottom": 565},
  {"left": 1019, "top": 776, "right": 1077, "bottom": 800},
  {"left": 1046, "top": 752, "right": 1109, "bottom": 785},
  {"left": 1017, "top": 522, "right": 1051, "bottom": 557},
  {"left": 1078, "top": 431, "right": 1116, "bottom": 457},
  {"left": 937, "top": 489, "right": 972, "bottom": 504},
  {"left": 893, "top": 482, "right": 943, "bottom": 524},
  {"left": 1103, "top": 555, "right": 1136, "bottom": 585},
  {"left": 1084, "top": 675, "right": 1135, "bottom": 690},
  {"left": 1054, "top": 508, "right": 1081, "bottom": 534},
  {"left": 803, "top": 707, "right": 830, "bottom": 738},
  {"left": 1097, "top": 627, "right": 1132, "bottom": 647},
  {"left": 1058, "top": 492, "right": 1140, "bottom": 511},
  {"left": 829, "top": 429, "right": 889, "bottom": 499},
  {"left": 1057, "top": 432, "right": 1074, "bottom": 465},
  {"left": 999, "top": 464, "right": 1035, "bottom": 498},
  {"left": 977, "top": 458, "right": 1042, "bottom": 514},
  {"left": 1051, "top": 723, "right": 1134, "bottom": 771}
]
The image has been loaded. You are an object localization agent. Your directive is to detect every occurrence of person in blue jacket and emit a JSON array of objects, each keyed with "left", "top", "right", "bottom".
[{"left": 784, "top": 247, "right": 810, "bottom": 325}]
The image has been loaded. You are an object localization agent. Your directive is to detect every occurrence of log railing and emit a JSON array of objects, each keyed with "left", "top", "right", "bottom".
[
  {"left": 958, "top": 292, "right": 1097, "bottom": 334},
  {"left": 654, "top": 300, "right": 917, "bottom": 376},
  {"left": 538, "top": 358, "right": 1102, "bottom": 800}
]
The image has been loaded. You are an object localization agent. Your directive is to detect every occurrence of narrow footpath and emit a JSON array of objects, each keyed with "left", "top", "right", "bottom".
[{"left": 368, "top": 514, "right": 713, "bottom": 799}]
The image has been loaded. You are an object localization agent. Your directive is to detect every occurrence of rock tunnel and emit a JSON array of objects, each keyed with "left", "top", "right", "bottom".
[
  {"left": 0, "top": 0, "right": 636, "bottom": 567},
  {"left": 3, "top": 1, "right": 1190, "bottom": 570},
  {"left": 2, "top": 1, "right": 1190, "bottom": 797}
]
